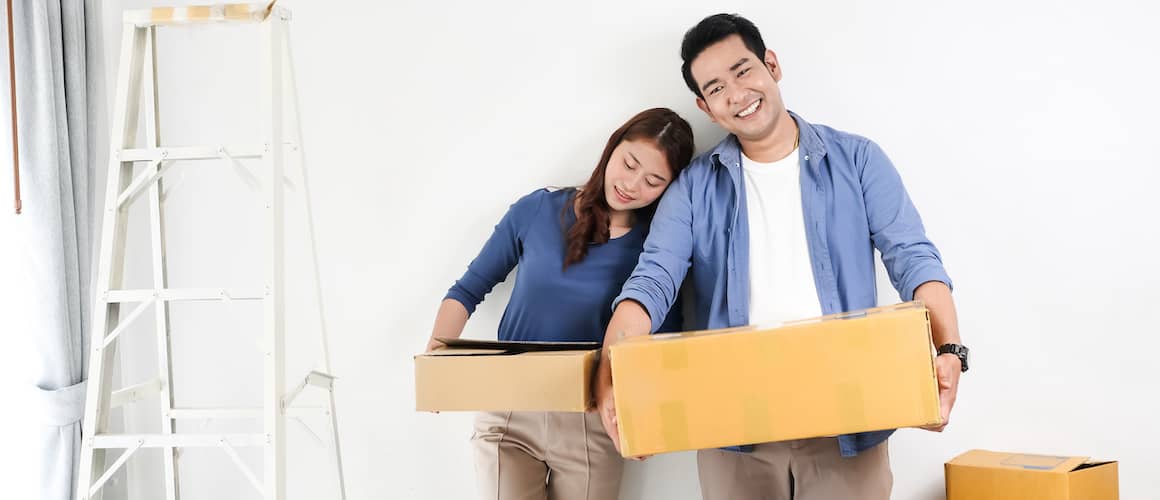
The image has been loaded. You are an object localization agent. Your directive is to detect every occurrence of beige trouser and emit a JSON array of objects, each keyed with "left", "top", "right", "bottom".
[
  {"left": 697, "top": 437, "right": 892, "bottom": 500},
  {"left": 472, "top": 411, "right": 624, "bottom": 500}
]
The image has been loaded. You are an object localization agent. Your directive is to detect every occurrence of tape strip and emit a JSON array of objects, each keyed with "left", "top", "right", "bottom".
[
  {"left": 659, "top": 400, "right": 690, "bottom": 453},
  {"left": 837, "top": 382, "right": 869, "bottom": 433},
  {"left": 741, "top": 396, "right": 771, "bottom": 445},
  {"left": 660, "top": 342, "right": 687, "bottom": 370}
]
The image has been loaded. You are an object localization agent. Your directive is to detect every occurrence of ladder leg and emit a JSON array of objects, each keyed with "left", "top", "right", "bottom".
[
  {"left": 143, "top": 24, "right": 181, "bottom": 500},
  {"left": 261, "top": 13, "right": 288, "bottom": 500},
  {"left": 283, "top": 19, "right": 347, "bottom": 500},
  {"left": 283, "top": 13, "right": 333, "bottom": 378},
  {"left": 78, "top": 23, "right": 149, "bottom": 500},
  {"left": 326, "top": 390, "right": 348, "bottom": 499}
]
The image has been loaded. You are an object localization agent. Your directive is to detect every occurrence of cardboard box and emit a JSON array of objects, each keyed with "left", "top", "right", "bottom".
[
  {"left": 945, "top": 449, "right": 1119, "bottom": 499},
  {"left": 610, "top": 302, "right": 941, "bottom": 457},
  {"left": 414, "top": 339, "right": 599, "bottom": 412}
]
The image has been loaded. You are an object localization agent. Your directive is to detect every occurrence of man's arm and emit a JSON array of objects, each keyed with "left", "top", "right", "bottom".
[
  {"left": 594, "top": 170, "right": 697, "bottom": 455},
  {"left": 914, "top": 281, "right": 961, "bottom": 431},
  {"left": 858, "top": 139, "right": 961, "bottom": 431},
  {"left": 594, "top": 300, "right": 652, "bottom": 455}
]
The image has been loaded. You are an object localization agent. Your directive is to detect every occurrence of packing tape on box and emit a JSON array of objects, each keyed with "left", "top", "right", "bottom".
[
  {"left": 660, "top": 341, "right": 688, "bottom": 370},
  {"left": 659, "top": 400, "right": 690, "bottom": 452},
  {"left": 837, "top": 382, "right": 870, "bottom": 432},
  {"left": 649, "top": 397, "right": 776, "bottom": 453}
]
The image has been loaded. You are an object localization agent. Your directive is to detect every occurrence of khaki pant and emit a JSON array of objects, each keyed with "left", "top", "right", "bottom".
[
  {"left": 697, "top": 438, "right": 892, "bottom": 500},
  {"left": 472, "top": 411, "right": 624, "bottom": 500}
]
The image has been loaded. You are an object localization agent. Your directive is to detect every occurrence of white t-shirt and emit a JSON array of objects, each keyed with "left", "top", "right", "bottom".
[{"left": 742, "top": 147, "right": 823, "bottom": 327}]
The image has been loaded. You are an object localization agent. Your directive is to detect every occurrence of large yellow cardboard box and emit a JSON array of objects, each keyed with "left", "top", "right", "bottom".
[
  {"left": 945, "top": 449, "right": 1119, "bottom": 499},
  {"left": 610, "top": 302, "right": 941, "bottom": 457},
  {"left": 415, "top": 339, "right": 599, "bottom": 412}
]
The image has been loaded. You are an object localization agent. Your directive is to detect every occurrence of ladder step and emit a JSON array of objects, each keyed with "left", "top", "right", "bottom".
[
  {"left": 119, "top": 144, "right": 266, "bottom": 162},
  {"left": 104, "top": 288, "right": 266, "bottom": 303},
  {"left": 124, "top": 3, "right": 289, "bottom": 27},
  {"left": 282, "top": 370, "right": 336, "bottom": 408},
  {"left": 90, "top": 433, "right": 267, "bottom": 449},
  {"left": 304, "top": 370, "right": 336, "bottom": 390},
  {"left": 110, "top": 378, "right": 163, "bottom": 408},
  {"left": 167, "top": 407, "right": 330, "bottom": 419}
]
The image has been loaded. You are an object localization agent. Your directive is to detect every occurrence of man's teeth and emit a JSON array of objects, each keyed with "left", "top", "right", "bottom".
[{"left": 738, "top": 99, "right": 761, "bottom": 117}]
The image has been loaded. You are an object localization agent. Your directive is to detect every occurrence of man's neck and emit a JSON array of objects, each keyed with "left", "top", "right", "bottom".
[{"left": 738, "top": 111, "right": 798, "bottom": 163}]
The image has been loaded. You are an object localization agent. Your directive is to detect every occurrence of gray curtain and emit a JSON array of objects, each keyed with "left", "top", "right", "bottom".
[{"left": 13, "top": 0, "right": 96, "bottom": 498}]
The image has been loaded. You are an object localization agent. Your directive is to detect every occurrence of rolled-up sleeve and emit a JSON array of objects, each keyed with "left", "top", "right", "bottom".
[
  {"left": 614, "top": 172, "right": 695, "bottom": 333},
  {"left": 859, "top": 140, "right": 952, "bottom": 302}
]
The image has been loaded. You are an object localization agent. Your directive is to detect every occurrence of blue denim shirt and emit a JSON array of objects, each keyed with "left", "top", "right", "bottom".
[{"left": 613, "top": 111, "right": 952, "bottom": 457}]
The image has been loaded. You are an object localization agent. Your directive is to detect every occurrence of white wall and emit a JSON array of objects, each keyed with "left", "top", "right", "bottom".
[{"left": 93, "top": 1, "right": 1160, "bottom": 498}]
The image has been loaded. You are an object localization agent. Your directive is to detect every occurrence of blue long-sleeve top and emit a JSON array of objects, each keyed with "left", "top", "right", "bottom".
[{"left": 446, "top": 188, "right": 680, "bottom": 342}]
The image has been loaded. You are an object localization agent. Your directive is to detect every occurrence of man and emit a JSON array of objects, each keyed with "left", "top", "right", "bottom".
[{"left": 593, "top": 13, "right": 969, "bottom": 500}]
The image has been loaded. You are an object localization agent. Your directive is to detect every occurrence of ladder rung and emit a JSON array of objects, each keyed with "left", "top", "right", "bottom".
[
  {"left": 124, "top": 3, "right": 290, "bottom": 27},
  {"left": 282, "top": 370, "right": 336, "bottom": 407},
  {"left": 91, "top": 433, "right": 267, "bottom": 449},
  {"left": 119, "top": 145, "right": 266, "bottom": 162},
  {"left": 104, "top": 288, "right": 266, "bottom": 303},
  {"left": 305, "top": 370, "right": 335, "bottom": 390},
  {"left": 168, "top": 407, "right": 329, "bottom": 419},
  {"left": 110, "top": 378, "right": 163, "bottom": 408}
]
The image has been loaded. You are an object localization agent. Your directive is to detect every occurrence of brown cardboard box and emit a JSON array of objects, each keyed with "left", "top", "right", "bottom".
[
  {"left": 415, "top": 339, "right": 599, "bottom": 412},
  {"left": 945, "top": 449, "right": 1119, "bottom": 500},
  {"left": 610, "top": 302, "right": 941, "bottom": 457}
]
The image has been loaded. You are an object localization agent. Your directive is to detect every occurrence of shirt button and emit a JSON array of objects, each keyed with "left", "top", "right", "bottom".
[{"left": 804, "top": 155, "right": 810, "bottom": 161}]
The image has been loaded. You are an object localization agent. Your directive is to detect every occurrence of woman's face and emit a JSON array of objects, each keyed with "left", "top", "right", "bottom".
[{"left": 603, "top": 139, "right": 674, "bottom": 213}]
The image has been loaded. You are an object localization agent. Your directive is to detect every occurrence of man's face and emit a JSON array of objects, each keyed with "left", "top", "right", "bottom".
[{"left": 690, "top": 34, "right": 786, "bottom": 142}]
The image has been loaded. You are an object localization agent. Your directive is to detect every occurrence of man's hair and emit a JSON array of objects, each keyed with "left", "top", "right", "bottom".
[{"left": 680, "top": 13, "right": 767, "bottom": 98}]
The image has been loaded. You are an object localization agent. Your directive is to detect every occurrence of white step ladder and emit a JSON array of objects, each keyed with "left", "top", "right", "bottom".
[{"left": 77, "top": 3, "right": 346, "bottom": 499}]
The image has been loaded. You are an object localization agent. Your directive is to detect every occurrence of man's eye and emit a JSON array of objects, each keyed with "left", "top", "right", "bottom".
[{"left": 739, "top": 68, "right": 750, "bottom": 77}]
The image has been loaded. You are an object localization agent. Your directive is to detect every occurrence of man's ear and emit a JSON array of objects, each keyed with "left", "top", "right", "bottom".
[
  {"left": 696, "top": 97, "right": 717, "bottom": 124},
  {"left": 765, "top": 49, "right": 782, "bottom": 82}
]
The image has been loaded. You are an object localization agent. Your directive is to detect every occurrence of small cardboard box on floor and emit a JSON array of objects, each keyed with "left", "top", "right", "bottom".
[
  {"left": 610, "top": 301, "right": 942, "bottom": 457},
  {"left": 414, "top": 338, "right": 599, "bottom": 412},
  {"left": 945, "top": 450, "right": 1119, "bottom": 499}
]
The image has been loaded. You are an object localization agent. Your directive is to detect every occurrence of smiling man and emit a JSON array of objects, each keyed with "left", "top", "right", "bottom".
[{"left": 592, "top": 13, "right": 969, "bottom": 500}]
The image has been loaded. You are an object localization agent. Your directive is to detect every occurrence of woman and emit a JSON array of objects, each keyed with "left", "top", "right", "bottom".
[{"left": 424, "top": 107, "right": 694, "bottom": 500}]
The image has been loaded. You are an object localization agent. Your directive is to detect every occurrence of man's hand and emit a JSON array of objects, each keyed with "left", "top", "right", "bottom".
[
  {"left": 594, "top": 382, "right": 647, "bottom": 461},
  {"left": 594, "top": 299, "right": 654, "bottom": 459},
  {"left": 923, "top": 353, "right": 961, "bottom": 432}
]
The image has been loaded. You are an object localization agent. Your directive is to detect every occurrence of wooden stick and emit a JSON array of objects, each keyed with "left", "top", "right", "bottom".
[{"left": 6, "top": 0, "right": 19, "bottom": 214}]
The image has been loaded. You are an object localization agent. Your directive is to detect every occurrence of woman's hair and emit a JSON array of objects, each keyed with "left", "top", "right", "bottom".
[{"left": 563, "top": 108, "right": 694, "bottom": 269}]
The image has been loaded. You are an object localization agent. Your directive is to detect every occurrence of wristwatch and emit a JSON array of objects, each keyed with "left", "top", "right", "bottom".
[{"left": 937, "top": 344, "right": 970, "bottom": 372}]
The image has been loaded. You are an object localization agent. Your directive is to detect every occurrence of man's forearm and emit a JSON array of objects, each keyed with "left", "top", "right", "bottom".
[
  {"left": 914, "top": 281, "right": 960, "bottom": 347},
  {"left": 596, "top": 299, "right": 653, "bottom": 390}
]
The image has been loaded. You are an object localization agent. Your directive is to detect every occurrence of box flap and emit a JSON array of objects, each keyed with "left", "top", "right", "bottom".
[
  {"left": 949, "top": 450, "right": 1089, "bottom": 474},
  {"left": 620, "top": 325, "right": 756, "bottom": 344},
  {"left": 622, "top": 301, "right": 927, "bottom": 345},
  {"left": 1069, "top": 461, "right": 1119, "bottom": 499},
  {"left": 435, "top": 337, "right": 600, "bottom": 352},
  {"left": 417, "top": 348, "right": 508, "bottom": 357},
  {"left": 778, "top": 300, "right": 926, "bottom": 327}
]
